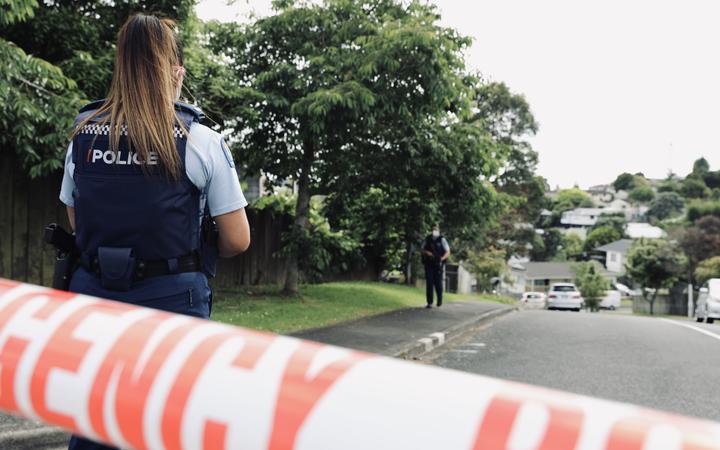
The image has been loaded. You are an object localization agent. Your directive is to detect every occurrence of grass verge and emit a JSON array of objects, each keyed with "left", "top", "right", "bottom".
[{"left": 211, "top": 281, "right": 514, "bottom": 334}]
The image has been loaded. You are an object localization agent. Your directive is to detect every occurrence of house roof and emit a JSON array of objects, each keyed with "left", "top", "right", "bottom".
[
  {"left": 512, "top": 261, "right": 615, "bottom": 280},
  {"left": 625, "top": 222, "right": 666, "bottom": 239},
  {"left": 595, "top": 239, "right": 633, "bottom": 253}
]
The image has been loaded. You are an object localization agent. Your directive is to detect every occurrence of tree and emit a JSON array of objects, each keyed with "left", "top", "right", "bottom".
[
  {"left": 647, "top": 192, "right": 685, "bottom": 221},
  {"left": 530, "top": 228, "right": 563, "bottom": 261},
  {"left": 573, "top": 262, "right": 610, "bottom": 311},
  {"left": 626, "top": 239, "right": 687, "bottom": 315},
  {"left": 592, "top": 212, "right": 627, "bottom": 236},
  {"left": 657, "top": 179, "right": 681, "bottom": 193},
  {"left": 687, "top": 201, "right": 720, "bottom": 222},
  {"left": 584, "top": 226, "right": 621, "bottom": 252},
  {"left": 628, "top": 186, "right": 655, "bottom": 203},
  {"left": 212, "top": 0, "right": 487, "bottom": 293},
  {"left": 681, "top": 178, "right": 709, "bottom": 199},
  {"left": 613, "top": 173, "right": 636, "bottom": 192},
  {"left": 552, "top": 188, "right": 593, "bottom": 214},
  {"left": 696, "top": 257, "right": 720, "bottom": 285},
  {"left": 0, "top": 0, "right": 85, "bottom": 176},
  {"left": 704, "top": 171, "right": 720, "bottom": 190},
  {"left": 691, "top": 157, "right": 710, "bottom": 177},
  {"left": 681, "top": 216, "right": 720, "bottom": 281},
  {"left": 464, "top": 247, "right": 506, "bottom": 293},
  {"left": 559, "top": 233, "right": 584, "bottom": 261},
  {"left": 475, "top": 81, "right": 545, "bottom": 223}
]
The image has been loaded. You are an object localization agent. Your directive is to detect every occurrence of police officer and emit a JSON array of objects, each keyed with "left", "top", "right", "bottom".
[
  {"left": 58, "top": 14, "right": 250, "bottom": 450},
  {"left": 421, "top": 224, "right": 450, "bottom": 308}
]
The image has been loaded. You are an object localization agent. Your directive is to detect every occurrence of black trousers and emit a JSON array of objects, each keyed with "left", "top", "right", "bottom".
[{"left": 425, "top": 263, "right": 443, "bottom": 305}]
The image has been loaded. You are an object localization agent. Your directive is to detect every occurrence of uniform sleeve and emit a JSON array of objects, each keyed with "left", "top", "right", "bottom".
[
  {"left": 205, "top": 138, "right": 248, "bottom": 217},
  {"left": 442, "top": 238, "right": 450, "bottom": 252},
  {"left": 59, "top": 142, "right": 75, "bottom": 207}
]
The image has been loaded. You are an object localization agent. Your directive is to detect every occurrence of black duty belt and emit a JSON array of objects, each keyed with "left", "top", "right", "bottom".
[{"left": 79, "top": 253, "right": 201, "bottom": 280}]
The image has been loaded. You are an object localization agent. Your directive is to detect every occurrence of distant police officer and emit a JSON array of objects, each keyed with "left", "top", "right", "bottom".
[
  {"left": 421, "top": 224, "right": 450, "bottom": 308},
  {"left": 59, "top": 14, "right": 250, "bottom": 450}
]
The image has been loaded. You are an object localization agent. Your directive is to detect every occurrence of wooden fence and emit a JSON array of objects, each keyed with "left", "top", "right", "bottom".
[
  {"left": 0, "top": 155, "right": 290, "bottom": 288},
  {"left": 0, "top": 155, "right": 70, "bottom": 287}
]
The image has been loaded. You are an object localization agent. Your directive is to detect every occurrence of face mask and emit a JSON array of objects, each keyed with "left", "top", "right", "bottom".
[{"left": 432, "top": 230, "right": 440, "bottom": 238}]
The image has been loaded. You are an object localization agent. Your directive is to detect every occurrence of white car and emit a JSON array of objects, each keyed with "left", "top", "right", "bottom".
[
  {"left": 546, "top": 283, "right": 584, "bottom": 311},
  {"left": 521, "top": 292, "right": 546, "bottom": 308},
  {"left": 599, "top": 290, "right": 621, "bottom": 310},
  {"left": 695, "top": 279, "right": 720, "bottom": 324}
]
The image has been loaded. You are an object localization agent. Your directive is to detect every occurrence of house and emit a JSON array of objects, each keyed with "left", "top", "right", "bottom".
[
  {"left": 587, "top": 184, "right": 615, "bottom": 205},
  {"left": 595, "top": 239, "right": 633, "bottom": 274},
  {"left": 560, "top": 208, "right": 622, "bottom": 228},
  {"left": 504, "top": 261, "right": 617, "bottom": 295},
  {"left": 625, "top": 222, "right": 666, "bottom": 239}
]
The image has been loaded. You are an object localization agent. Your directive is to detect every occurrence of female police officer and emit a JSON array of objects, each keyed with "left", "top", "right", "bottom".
[{"left": 58, "top": 13, "right": 250, "bottom": 450}]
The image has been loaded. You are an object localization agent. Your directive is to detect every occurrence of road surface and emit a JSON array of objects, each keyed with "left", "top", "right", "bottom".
[{"left": 429, "top": 309, "right": 720, "bottom": 421}]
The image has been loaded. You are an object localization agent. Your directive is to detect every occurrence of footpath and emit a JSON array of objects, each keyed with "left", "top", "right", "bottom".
[
  {"left": 293, "top": 300, "right": 515, "bottom": 358},
  {"left": 1, "top": 299, "right": 516, "bottom": 450}
]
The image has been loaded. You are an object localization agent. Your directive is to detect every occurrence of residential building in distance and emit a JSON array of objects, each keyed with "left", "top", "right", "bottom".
[
  {"left": 560, "top": 208, "right": 621, "bottom": 228},
  {"left": 504, "top": 261, "right": 617, "bottom": 295},
  {"left": 595, "top": 239, "right": 633, "bottom": 275}
]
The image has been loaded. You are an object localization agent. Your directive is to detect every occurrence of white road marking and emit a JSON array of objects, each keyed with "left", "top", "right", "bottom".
[
  {"left": 660, "top": 319, "right": 720, "bottom": 342},
  {"left": 466, "top": 343, "right": 486, "bottom": 347},
  {"left": 451, "top": 349, "right": 478, "bottom": 354}
]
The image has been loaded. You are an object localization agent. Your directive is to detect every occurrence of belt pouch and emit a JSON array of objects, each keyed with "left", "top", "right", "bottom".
[{"left": 97, "top": 247, "right": 136, "bottom": 291}]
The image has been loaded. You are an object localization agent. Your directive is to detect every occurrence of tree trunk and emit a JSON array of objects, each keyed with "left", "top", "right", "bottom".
[
  {"left": 283, "top": 140, "right": 314, "bottom": 295},
  {"left": 405, "top": 241, "right": 413, "bottom": 285},
  {"left": 649, "top": 291, "right": 657, "bottom": 315}
]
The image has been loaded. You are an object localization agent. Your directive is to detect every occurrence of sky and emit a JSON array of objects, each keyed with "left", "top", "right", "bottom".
[{"left": 195, "top": 0, "right": 720, "bottom": 189}]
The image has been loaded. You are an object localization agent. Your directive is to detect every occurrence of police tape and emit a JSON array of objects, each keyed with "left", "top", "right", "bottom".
[{"left": 0, "top": 278, "right": 719, "bottom": 450}]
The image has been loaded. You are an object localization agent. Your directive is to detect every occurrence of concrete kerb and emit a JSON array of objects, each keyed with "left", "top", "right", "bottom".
[{"left": 392, "top": 305, "right": 517, "bottom": 360}]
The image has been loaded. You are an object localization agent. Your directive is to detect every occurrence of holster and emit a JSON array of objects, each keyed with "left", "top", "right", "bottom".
[
  {"left": 97, "top": 247, "right": 136, "bottom": 291},
  {"left": 44, "top": 223, "right": 78, "bottom": 291},
  {"left": 52, "top": 252, "right": 77, "bottom": 291}
]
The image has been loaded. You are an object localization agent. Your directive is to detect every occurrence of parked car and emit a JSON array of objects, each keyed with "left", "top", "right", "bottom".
[
  {"left": 599, "top": 290, "right": 621, "bottom": 310},
  {"left": 695, "top": 279, "right": 720, "bottom": 324},
  {"left": 546, "top": 283, "right": 584, "bottom": 311},
  {"left": 521, "top": 292, "right": 546, "bottom": 308}
]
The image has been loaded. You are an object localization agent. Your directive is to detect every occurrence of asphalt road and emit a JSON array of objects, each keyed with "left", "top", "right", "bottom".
[{"left": 428, "top": 309, "right": 720, "bottom": 421}]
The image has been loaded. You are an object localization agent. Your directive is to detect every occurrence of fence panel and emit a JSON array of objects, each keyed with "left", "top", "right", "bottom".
[{"left": 0, "top": 161, "right": 290, "bottom": 288}]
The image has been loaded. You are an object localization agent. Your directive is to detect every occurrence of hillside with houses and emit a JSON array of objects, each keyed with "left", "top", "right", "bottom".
[{"left": 491, "top": 158, "right": 720, "bottom": 315}]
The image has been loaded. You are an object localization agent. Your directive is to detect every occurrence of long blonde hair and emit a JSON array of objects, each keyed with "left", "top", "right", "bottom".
[{"left": 73, "top": 14, "right": 184, "bottom": 177}]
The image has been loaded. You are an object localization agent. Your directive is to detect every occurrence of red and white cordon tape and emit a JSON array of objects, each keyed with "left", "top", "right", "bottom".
[{"left": 0, "top": 278, "right": 719, "bottom": 450}]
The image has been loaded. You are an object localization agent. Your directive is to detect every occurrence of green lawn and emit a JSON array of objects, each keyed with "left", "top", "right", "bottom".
[{"left": 211, "top": 281, "right": 513, "bottom": 334}]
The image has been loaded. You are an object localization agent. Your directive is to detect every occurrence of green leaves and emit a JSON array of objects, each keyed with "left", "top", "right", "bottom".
[
  {"left": 626, "top": 239, "right": 687, "bottom": 294},
  {"left": 0, "top": 0, "right": 38, "bottom": 26},
  {"left": 0, "top": 39, "right": 83, "bottom": 177}
]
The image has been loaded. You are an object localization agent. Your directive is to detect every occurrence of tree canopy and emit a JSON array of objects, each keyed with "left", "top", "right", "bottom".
[
  {"left": 584, "top": 226, "right": 621, "bottom": 252},
  {"left": 573, "top": 261, "right": 610, "bottom": 310},
  {"left": 696, "top": 257, "right": 720, "bottom": 285},
  {"left": 626, "top": 239, "right": 687, "bottom": 314},
  {"left": 647, "top": 192, "right": 685, "bottom": 221},
  {"left": 2, "top": 0, "right": 546, "bottom": 289}
]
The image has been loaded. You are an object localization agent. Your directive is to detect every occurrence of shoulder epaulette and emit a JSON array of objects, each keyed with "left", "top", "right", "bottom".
[
  {"left": 174, "top": 101, "right": 205, "bottom": 122},
  {"left": 79, "top": 99, "right": 107, "bottom": 113}
]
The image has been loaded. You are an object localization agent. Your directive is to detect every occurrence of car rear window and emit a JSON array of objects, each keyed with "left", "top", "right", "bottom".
[{"left": 552, "top": 285, "right": 576, "bottom": 292}]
